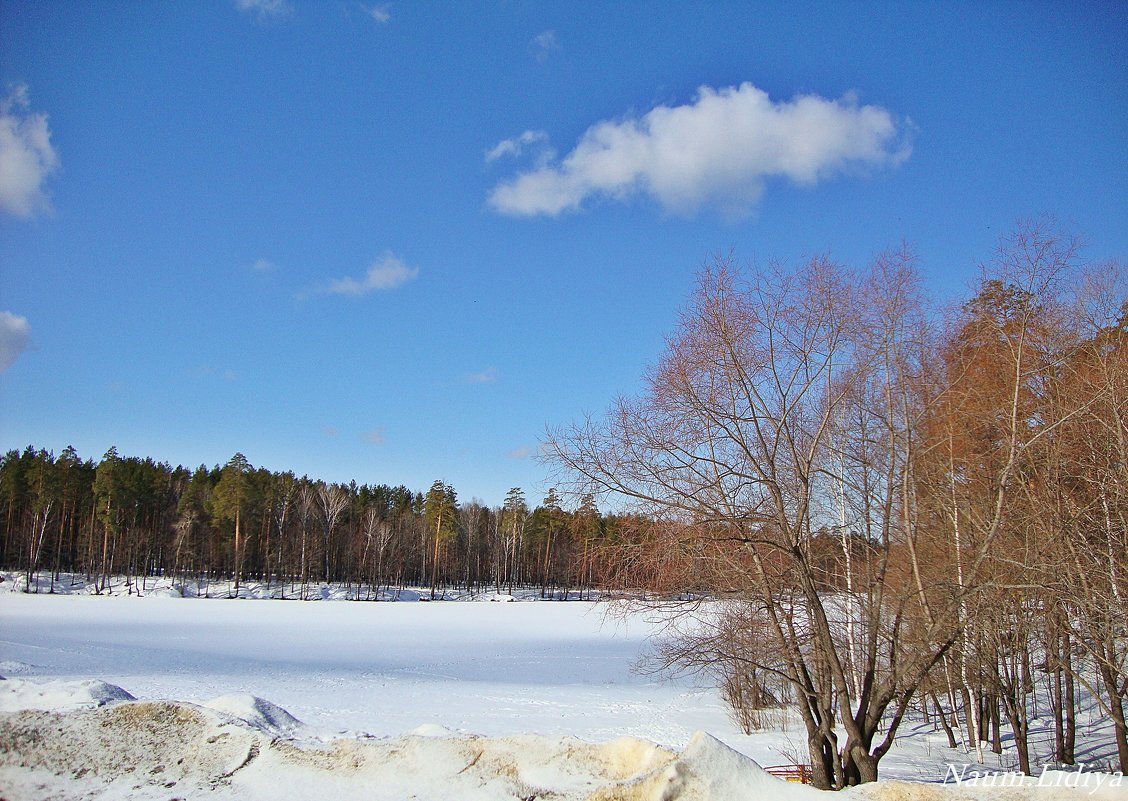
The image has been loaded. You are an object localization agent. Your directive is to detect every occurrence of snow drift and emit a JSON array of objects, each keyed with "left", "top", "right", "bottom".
[
  {"left": 0, "top": 689, "right": 679, "bottom": 800},
  {"left": 2, "top": 681, "right": 1123, "bottom": 800}
]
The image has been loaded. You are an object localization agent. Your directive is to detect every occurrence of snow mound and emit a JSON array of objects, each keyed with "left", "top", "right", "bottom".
[
  {"left": 0, "top": 697, "right": 715, "bottom": 801},
  {"left": 0, "top": 660, "right": 38, "bottom": 675},
  {"left": 411, "top": 722, "right": 456, "bottom": 737},
  {"left": 676, "top": 730, "right": 820, "bottom": 799},
  {"left": 3, "top": 695, "right": 1123, "bottom": 800},
  {"left": 243, "top": 731, "right": 679, "bottom": 800},
  {"left": 0, "top": 700, "right": 260, "bottom": 794},
  {"left": 590, "top": 731, "right": 820, "bottom": 800},
  {"left": 202, "top": 693, "right": 303, "bottom": 738},
  {"left": 0, "top": 678, "right": 135, "bottom": 712},
  {"left": 146, "top": 584, "right": 183, "bottom": 598}
]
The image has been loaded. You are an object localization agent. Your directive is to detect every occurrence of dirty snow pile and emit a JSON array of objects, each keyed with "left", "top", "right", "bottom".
[{"left": 1, "top": 680, "right": 1124, "bottom": 800}]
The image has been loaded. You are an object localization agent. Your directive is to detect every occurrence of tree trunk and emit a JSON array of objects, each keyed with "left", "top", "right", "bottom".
[
  {"left": 233, "top": 506, "right": 241, "bottom": 598},
  {"left": 845, "top": 743, "right": 879, "bottom": 786},
  {"left": 1052, "top": 658, "right": 1066, "bottom": 764},
  {"left": 1002, "top": 694, "right": 1032, "bottom": 775},
  {"left": 1063, "top": 637, "right": 1076, "bottom": 764},
  {"left": 807, "top": 733, "right": 837, "bottom": 791},
  {"left": 931, "top": 692, "right": 958, "bottom": 749},
  {"left": 1100, "top": 662, "right": 1128, "bottom": 773},
  {"left": 98, "top": 499, "right": 111, "bottom": 594},
  {"left": 990, "top": 697, "right": 1001, "bottom": 755}
]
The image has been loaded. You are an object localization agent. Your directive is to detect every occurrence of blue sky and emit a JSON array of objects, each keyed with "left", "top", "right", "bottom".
[{"left": 1, "top": 0, "right": 1125, "bottom": 506}]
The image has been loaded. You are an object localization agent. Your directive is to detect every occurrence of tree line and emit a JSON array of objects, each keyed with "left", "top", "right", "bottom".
[
  {"left": 0, "top": 448, "right": 630, "bottom": 602},
  {"left": 545, "top": 220, "right": 1127, "bottom": 786}
]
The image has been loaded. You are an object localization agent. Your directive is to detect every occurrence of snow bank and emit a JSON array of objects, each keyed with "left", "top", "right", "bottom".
[
  {"left": 0, "top": 571, "right": 608, "bottom": 602},
  {"left": 2, "top": 689, "right": 1123, "bottom": 800},
  {"left": 0, "top": 694, "right": 677, "bottom": 800},
  {"left": 588, "top": 731, "right": 821, "bottom": 800},
  {"left": 0, "top": 699, "right": 261, "bottom": 797},
  {"left": 201, "top": 693, "right": 303, "bottom": 739},
  {"left": 0, "top": 677, "right": 135, "bottom": 712}
]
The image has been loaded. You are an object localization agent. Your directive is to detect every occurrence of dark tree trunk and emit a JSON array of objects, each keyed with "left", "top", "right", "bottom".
[
  {"left": 1100, "top": 661, "right": 1128, "bottom": 773},
  {"left": 1063, "top": 660, "right": 1076, "bottom": 764},
  {"left": 931, "top": 692, "right": 958, "bottom": 749}
]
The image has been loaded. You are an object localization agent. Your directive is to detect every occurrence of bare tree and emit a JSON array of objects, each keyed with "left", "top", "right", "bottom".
[
  {"left": 1041, "top": 258, "right": 1128, "bottom": 770},
  {"left": 546, "top": 252, "right": 961, "bottom": 787},
  {"left": 317, "top": 482, "right": 350, "bottom": 584}
]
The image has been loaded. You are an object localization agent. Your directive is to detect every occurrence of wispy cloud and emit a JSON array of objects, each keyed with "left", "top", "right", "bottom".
[
  {"left": 507, "top": 446, "right": 531, "bottom": 460},
  {"left": 465, "top": 367, "right": 498, "bottom": 384},
  {"left": 488, "top": 82, "right": 911, "bottom": 219},
  {"left": 485, "top": 129, "right": 551, "bottom": 164},
  {"left": 362, "top": 428, "right": 385, "bottom": 445},
  {"left": 250, "top": 258, "right": 277, "bottom": 272},
  {"left": 367, "top": 3, "right": 391, "bottom": 23},
  {"left": 321, "top": 425, "right": 340, "bottom": 438},
  {"left": 0, "top": 85, "right": 60, "bottom": 219},
  {"left": 321, "top": 252, "right": 419, "bottom": 296},
  {"left": 529, "top": 30, "right": 560, "bottom": 63},
  {"left": 234, "top": 0, "right": 293, "bottom": 21},
  {"left": 0, "top": 311, "right": 30, "bottom": 372}
]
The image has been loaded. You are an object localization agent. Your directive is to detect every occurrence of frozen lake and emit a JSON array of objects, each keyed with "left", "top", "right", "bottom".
[{"left": 0, "top": 591, "right": 739, "bottom": 751}]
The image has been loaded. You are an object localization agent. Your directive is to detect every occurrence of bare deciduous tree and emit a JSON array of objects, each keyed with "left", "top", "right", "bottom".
[{"left": 546, "top": 252, "right": 960, "bottom": 787}]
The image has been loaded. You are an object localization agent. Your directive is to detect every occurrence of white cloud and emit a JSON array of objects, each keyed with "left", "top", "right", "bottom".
[
  {"left": 234, "top": 0, "right": 293, "bottom": 21},
  {"left": 488, "top": 82, "right": 911, "bottom": 219},
  {"left": 507, "top": 446, "right": 531, "bottom": 460},
  {"left": 0, "top": 85, "right": 60, "bottom": 219},
  {"left": 485, "top": 130, "right": 551, "bottom": 164},
  {"left": 0, "top": 311, "right": 30, "bottom": 371},
  {"left": 251, "top": 258, "right": 276, "bottom": 272},
  {"left": 529, "top": 30, "right": 560, "bottom": 63},
  {"left": 324, "top": 252, "right": 419, "bottom": 296},
  {"left": 465, "top": 367, "right": 498, "bottom": 384},
  {"left": 367, "top": 3, "right": 391, "bottom": 23},
  {"left": 362, "top": 428, "right": 385, "bottom": 445}
]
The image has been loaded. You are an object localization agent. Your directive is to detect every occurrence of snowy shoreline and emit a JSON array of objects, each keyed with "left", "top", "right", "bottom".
[{"left": 2, "top": 680, "right": 1123, "bottom": 800}]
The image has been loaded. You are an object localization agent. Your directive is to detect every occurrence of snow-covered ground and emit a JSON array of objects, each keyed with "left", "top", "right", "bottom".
[{"left": 1, "top": 574, "right": 1124, "bottom": 799}]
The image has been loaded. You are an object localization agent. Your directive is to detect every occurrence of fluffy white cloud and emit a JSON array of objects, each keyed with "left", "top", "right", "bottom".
[
  {"left": 0, "top": 311, "right": 30, "bottom": 372},
  {"left": 0, "top": 85, "right": 60, "bottom": 219},
  {"left": 488, "top": 82, "right": 911, "bottom": 219},
  {"left": 324, "top": 252, "right": 419, "bottom": 296},
  {"left": 234, "top": 0, "right": 292, "bottom": 20}
]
